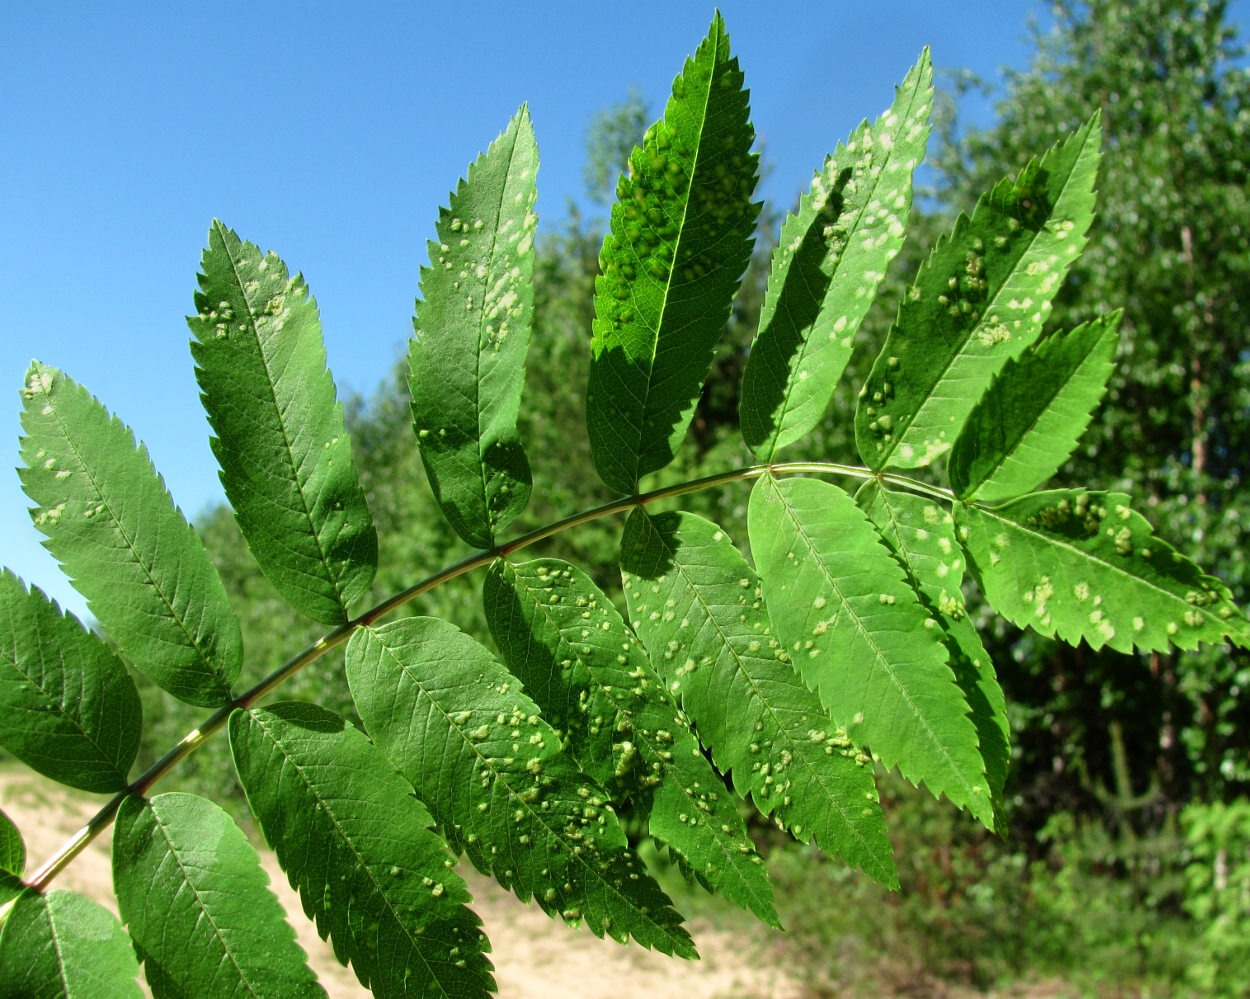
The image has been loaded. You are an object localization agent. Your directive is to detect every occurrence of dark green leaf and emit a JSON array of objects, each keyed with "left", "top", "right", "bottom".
[
  {"left": 857, "top": 482, "right": 1009, "bottom": 831},
  {"left": 189, "top": 221, "right": 378, "bottom": 625},
  {"left": 0, "top": 570, "right": 141, "bottom": 792},
  {"left": 113, "top": 792, "right": 326, "bottom": 999},
  {"left": 741, "top": 52, "right": 932, "bottom": 459},
  {"left": 347, "top": 618, "right": 696, "bottom": 957},
  {"left": 410, "top": 107, "right": 538, "bottom": 549},
  {"left": 18, "top": 363, "right": 240, "bottom": 706},
  {"left": 230, "top": 703, "right": 495, "bottom": 999},
  {"left": 856, "top": 115, "right": 1102, "bottom": 469},
  {"left": 484, "top": 557, "right": 778, "bottom": 924},
  {"left": 0, "top": 889, "right": 142, "bottom": 998},
  {"left": 958, "top": 490, "right": 1250, "bottom": 653},
  {"left": 748, "top": 474, "right": 993, "bottom": 825},
  {"left": 619, "top": 510, "right": 897, "bottom": 885},
  {"left": 587, "top": 12, "right": 760, "bottom": 493},
  {"left": 949, "top": 313, "right": 1121, "bottom": 502},
  {"left": 0, "top": 807, "right": 23, "bottom": 878}
]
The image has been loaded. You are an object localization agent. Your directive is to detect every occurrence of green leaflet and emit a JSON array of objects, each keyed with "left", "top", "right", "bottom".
[
  {"left": 410, "top": 107, "right": 538, "bottom": 549},
  {"left": 17, "top": 363, "right": 240, "bottom": 707},
  {"left": 346, "top": 618, "right": 696, "bottom": 957},
  {"left": 481, "top": 560, "right": 622, "bottom": 786},
  {"left": 113, "top": 792, "right": 326, "bottom": 999},
  {"left": 0, "top": 889, "right": 142, "bottom": 999},
  {"left": 189, "top": 221, "right": 378, "bottom": 625},
  {"left": 957, "top": 490, "right": 1250, "bottom": 654},
  {"left": 619, "top": 510, "right": 897, "bottom": 886},
  {"left": 0, "top": 810, "right": 21, "bottom": 907},
  {"left": 483, "top": 558, "right": 778, "bottom": 925},
  {"left": 230, "top": 703, "right": 495, "bottom": 999},
  {"left": 748, "top": 475, "right": 993, "bottom": 826},
  {"left": 0, "top": 807, "right": 23, "bottom": 879},
  {"left": 586, "top": 12, "right": 760, "bottom": 494},
  {"left": 740, "top": 52, "right": 932, "bottom": 459},
  {"left": 856, "top": 482, "right": 1009, "bottom": 832},
  {"left": 949, "top": 313, "right": 1121, "bottom": 502},
  {"left": 0, "top": 570, "right": 141, "bottom": 792},
  {"left": 856, "top": 115, "right": 1102, "bottom": 470}
]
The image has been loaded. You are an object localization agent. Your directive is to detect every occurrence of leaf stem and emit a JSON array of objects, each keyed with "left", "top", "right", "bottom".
[{"left": 23, "top": 458, "right": 946, "bottom": 890}]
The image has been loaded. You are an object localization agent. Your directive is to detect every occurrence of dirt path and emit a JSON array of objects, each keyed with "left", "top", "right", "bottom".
[{"left": 0, "top": 769, "right": 803, "bottom": 998}]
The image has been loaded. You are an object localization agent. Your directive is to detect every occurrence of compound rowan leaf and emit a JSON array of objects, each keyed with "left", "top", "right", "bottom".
[
  {"left": 0, "top": 570, "right": 141, "bottom": 792},
  {"left": 346, "top": 618, "right": 696, "bottom": 957},
  {"left": 857, "top": 482, "right": 1009, "bottom": 831},
  {"left": 741, "top": 52, "right": 932, "bottom": 459},
  {"left": 113, "top": 792, "right": 326, "bottom": 999},
  {"left": 18, "top": 363, "right": 239, "bottom": 706},
  {"left": 748, "top": 474, "right": 993, "bottom": 825},
  {"left": 949, "top": 313, "right": 1121, "bottom": 502},
  {"left": 230, "top": 703, "right": 495, "bottom": 999},
  {"left": 957, "top": 490, "right": 1250, "bottom": 654},
  {"left": 619, "top": 510, "right": 896, "bottom": 886},
  {"left": 189, "top": 221, "right": 378, "bottom": 625},
  {"left": 484, "top": 557, "right": 778, "bottom": 925},
  {"left": 587, "top": 12, "right": 760, "bottom": 494},
  {"left": 0, "top": 889, "right": 142, "bottom": 999},
  {"left": 410, "top": 107, "right": 538, "bottom": 549},
  {"left": 856, "top": 115, "right": 1102, "bottom": 469}
]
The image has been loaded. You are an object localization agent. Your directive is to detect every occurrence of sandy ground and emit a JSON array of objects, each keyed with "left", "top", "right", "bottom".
[{"left": 0, "top": 769, "right": 803, "bottom": 999}]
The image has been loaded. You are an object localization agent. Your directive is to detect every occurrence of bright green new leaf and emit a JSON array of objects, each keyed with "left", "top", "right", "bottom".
[
  {"left": 0, "top": 570, "right": 141, "bottom": 792},
  {"left": 949, "top": 313, "right": 1121, "bottom": 502},
  {"left": 748, "top": 474, "right": 993, "bottom": 825},
  {"left": 189, "top": 221, "right": 378, "bottom": 625},
  {"left": 856, "top": 115, "right": 1102, "bottom": 469},
  {"left": 18, "top": 363, "right": 240, "bottom": 706},
  {"left": 230, "top": 703, "right": 495, "bottom": 999},
  {"left": 740, "top": 52, "right": 932, "bottom": 459},
  {"left": 957, "top": 490, "right": 1250, "bottom": 654},
  {"left": 619, "top": 510, "right": 897, "bottom": 886},
  {"left": 113, "top": 792, "right": 326, "bottom": 999},
  {"left": 484, "top": 557, "right": 778, "bottom": 925},
  {"left": 347, "top": 618, "right": 696, "bottom": 957},
  {"left": 856, "top": 482, "right": 1009, "bottom": 831},
  {"left": 0, "top": 807, "right": 23, "bottom": 878},
  {"left": 410, "top": 107, "right": 538, "bottom": 549},
  {"left": 587, "top": 12, "right": 760, "bottom": 494},
  {"left": 0, "top": 889, "right": 142, "bottom": 999}
]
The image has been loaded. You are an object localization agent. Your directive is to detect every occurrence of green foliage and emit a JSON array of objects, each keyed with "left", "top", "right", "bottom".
[
  {"left": 740, "top": 51, "right": 932, "bottom": 460},
  {"left": 230, "top": 703, "right": 494, "bottom": 997},
  {"left": 0, "top": 889, "right": 142, "bottom": 998},
  {"left": 1182, "top": 798, "right": 1250, "bottom": 996},
  {"left": 857, "top": 114, "right": 1102, "bottom": 470},
  {"left": 948, "top": 312, "right": 1122, "bottom": 503},
  {"left": 587, "top": 13, "right": 760, "bottom": 493},
  {"left": 0, "top": 571, "right": 141, "bottom": 792},
  {"left": 190, "top": 222, "right": 378, "bottom": 626},
  {"left": 0, "top": 12, "right": 1246, "bottom": 997},
  {"left": 618, "top": 510, "right": 895, "bottom": 885},
  {"left": 113, "top": 791, "right": 326, "bottom": 998},
  {"left": 17, "top": 364, "right": 241, "bottom": 707},
  {"left": 410, "top": 107, "right": 538, "bottom": 550},
  {"left": 935, "top": 0, "right": 1250, "bottom": 801}
]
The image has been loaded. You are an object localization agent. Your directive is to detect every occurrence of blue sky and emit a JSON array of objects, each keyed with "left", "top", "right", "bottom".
[{"left": 3, "top": 1, "right": 1237, "bottom": 619}]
